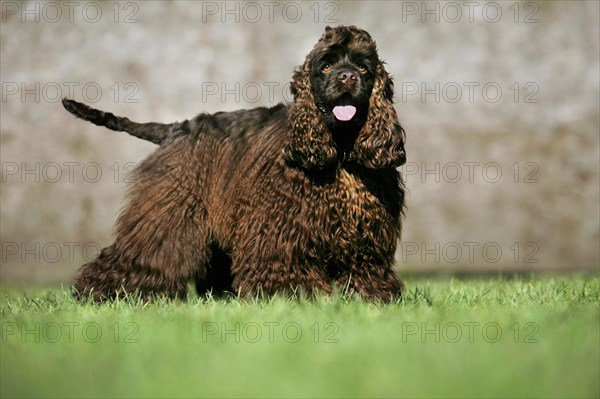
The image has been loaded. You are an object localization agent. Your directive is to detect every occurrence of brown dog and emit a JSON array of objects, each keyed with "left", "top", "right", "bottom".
[{"left": 63, "top": 26, "right": 407, "bottom": 302}]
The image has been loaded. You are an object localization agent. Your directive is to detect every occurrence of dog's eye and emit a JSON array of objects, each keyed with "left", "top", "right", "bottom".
[
  {"left": 357, "top": 65, "right": 368, "bottom": 74},
  {"left": 321, "top": 64, "right": 333, "bottom": 73}
]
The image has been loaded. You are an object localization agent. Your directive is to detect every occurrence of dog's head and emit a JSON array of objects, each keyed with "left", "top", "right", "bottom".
[{"left": 284, "top": 26, "right": 406, "bottom": 170}]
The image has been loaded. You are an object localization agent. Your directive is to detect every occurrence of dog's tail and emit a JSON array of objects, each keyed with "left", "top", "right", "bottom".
[{"left": 62, "top": 98, "right": 188, "bottom": 145}]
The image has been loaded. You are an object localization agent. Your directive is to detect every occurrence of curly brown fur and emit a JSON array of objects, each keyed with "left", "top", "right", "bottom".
[{"left": 64, "top": 25, "right": 407, "bottom": 303}]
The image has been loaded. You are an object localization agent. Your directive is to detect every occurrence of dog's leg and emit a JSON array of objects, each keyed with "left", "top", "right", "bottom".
[
  {"left": 73, "top": 141, "right": 210, "bottom": 302},
  {"left": 230, "top": 229, "right": 333, "bottom": 299},
  {"left": 74, "top": 244, "right": 193, "bottom": 301},
  {"left": 232, "top": 258, "right": 333, "bottom": 300},
  {"left": 334, "top": 261, "right": 404, "bottom": 303}
]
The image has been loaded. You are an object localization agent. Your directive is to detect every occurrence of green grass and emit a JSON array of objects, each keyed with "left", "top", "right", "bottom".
[{"left": 1, "top": 274, "right": 599, "bottom": 399}]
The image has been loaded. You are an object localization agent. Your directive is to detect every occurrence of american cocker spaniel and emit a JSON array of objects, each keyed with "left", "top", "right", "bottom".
[{"left": 62, "top": 25, "right": 407, "bottom": 302}]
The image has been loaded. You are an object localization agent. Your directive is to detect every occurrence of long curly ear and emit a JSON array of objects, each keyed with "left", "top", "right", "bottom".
[
  {"left": 283, "top": 61, "right": 337, "bottom": 170},
  {"left": 350, "top": 63, "right": 406, "bottom": 168}
]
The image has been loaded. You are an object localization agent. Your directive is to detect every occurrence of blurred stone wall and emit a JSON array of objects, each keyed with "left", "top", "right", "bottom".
[{"left": 1, "top": 1, "right": 598, "bottom": 284}]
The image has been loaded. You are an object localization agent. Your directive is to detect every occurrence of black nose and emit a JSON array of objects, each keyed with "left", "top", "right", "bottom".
[{"left": 338, "top": 70, "right": 358, "bottom": 86}]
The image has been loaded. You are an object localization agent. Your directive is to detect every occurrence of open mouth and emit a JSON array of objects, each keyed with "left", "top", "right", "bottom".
[{"left": 331, "top": 95, "right": 357, "bottom": 122}]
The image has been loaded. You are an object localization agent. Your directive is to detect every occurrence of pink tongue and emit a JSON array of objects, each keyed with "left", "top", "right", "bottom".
[{"left": 332, "top": 105, "right": 356, "bottom": 121}]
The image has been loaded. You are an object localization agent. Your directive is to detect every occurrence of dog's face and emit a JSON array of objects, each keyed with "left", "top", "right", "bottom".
[
  {"left": 286, "top": 26, "right": 404, "bottom": 170},
  {"left": 308, "top": 28, "right": 380, "bottom": 139},
  {"left": 310, "top": 46, "right": 377, "bottom": 135}
]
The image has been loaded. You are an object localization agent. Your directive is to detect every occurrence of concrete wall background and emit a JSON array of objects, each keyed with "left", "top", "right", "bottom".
[{"left": 1, "top": 1, "right": 598, "bottom": 284}]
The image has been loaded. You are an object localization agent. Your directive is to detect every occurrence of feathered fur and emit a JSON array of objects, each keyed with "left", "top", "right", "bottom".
[{"left": 63, "top": 26, "right": 407, "bottom": 302}]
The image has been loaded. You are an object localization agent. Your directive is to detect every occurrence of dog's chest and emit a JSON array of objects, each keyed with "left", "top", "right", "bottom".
[
  {"left": 334, "top": 169, "right": 379, "bottom": 216},
  {"left": 317, "top": 169, "right": 388, "bottom": 248}
]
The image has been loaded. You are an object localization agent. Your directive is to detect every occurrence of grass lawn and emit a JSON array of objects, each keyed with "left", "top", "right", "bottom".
[{"left": 1, "top": 274, "right": 599, "bottom": 398}]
